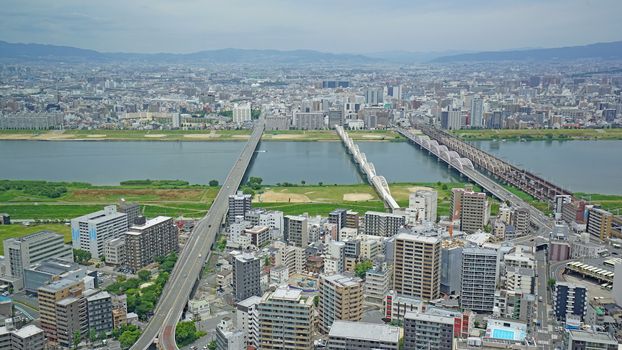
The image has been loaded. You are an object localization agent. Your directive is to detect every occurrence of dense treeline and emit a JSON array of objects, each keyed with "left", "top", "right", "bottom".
[{"left": 0, "top": 179, "right": 88, "bottom": 198}]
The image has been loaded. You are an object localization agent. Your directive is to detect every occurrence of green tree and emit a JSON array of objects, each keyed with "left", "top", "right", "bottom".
[
  {"left": 208, "top": 340, "right": 217, "bottom": 350},
  {"left": 209, "top": 179, "right": 219, "bottom": 187},
  {"left": 264, "top": 256, "right": 271, "bottom": 267},
  {"left": 89, "top": 328, "right": 97, "bottom": 343},
  {"left": 118, "top": 328, "right": 141, "bottom": 349},
  {"left": 318, "top": 182, "right": 323, "bottom": 186},
  {"left": 313, "top": 295, "right": 319, "bottom": 307},
  {"left": 354, "top": 260, "right": 373, "bottom": 279},
  {"left": 301, "top": 180, "right": 306, "bottom": 185},
  {"left": 73, "top": 331, "right": 81, "bottom": 349},
  {"left": 176, "top": 321, "right": 201, "bottom": 347},
  {"left": 73, "top": 249, "right": 91, "bottom": 265},
  {"left": 547, "top": 278, "right": 556, "bottom": 290},
  {"left": 137, "top": 270, "right": 151, "bottom": 282}
]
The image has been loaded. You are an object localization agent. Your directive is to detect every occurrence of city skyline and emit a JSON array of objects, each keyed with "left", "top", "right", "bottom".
[{"left": 1, "top": 0, "right": 622, "bottom": 54}]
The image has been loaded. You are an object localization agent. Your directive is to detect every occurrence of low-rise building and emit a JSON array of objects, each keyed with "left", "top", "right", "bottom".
[{"left": 327, "top": 320, "right": 400, "bottom": 350}]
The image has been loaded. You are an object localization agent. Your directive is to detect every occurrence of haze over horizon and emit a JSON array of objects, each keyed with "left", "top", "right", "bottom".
[{"left": 2, "top": 0, "right": 622, "bottom": 54}]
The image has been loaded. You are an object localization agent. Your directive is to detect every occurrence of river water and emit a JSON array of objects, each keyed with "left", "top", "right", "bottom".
[{"left": 0, "top": 140, "right": 620, "bottom": 194}]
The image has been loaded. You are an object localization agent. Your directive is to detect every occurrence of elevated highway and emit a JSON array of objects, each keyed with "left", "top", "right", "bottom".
[
  {"left": 336, "top": 126, "right": 399, "bottom": 211},
  {"left": 131, "top": 120, "right": 264, "bottom": 350}
]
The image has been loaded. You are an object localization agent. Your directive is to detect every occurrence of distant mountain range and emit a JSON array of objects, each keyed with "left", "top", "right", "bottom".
[
  {"left": 432, "top": 41, "right": 622, "bottom": 62},
  {"left": 1, "top": 40, "right": 622, "bottom": 64}
]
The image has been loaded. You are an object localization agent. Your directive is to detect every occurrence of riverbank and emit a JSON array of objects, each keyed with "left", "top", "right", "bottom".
[
  {"left": 0, "top": 129, "right": 404, "bottom": 142},
  {"left": 452, "top": 128, "right": 622, "bottom": 141}
]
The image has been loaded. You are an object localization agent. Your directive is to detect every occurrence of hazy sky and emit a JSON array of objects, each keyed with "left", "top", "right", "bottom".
[{"left": 1, "top": 0, "right": 621, "bottom": 53}]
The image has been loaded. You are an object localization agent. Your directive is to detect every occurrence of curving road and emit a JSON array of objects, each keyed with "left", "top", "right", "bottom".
[{"left": 131, "top": 120, "right": 264, "bottom": 350}]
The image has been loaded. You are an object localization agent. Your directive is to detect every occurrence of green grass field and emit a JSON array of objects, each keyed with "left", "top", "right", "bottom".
[
  {"left": 0, "top": 129, "right": 404, "bottom": 142},
  {"left": 575, "top": 193, "right": 622, "bottom": 214},
  {"left": 0, "top": 224, "right": 71, "bottom": 251},
  {"left": 452, "top": 128, "right": 622, "bottom": 141}
]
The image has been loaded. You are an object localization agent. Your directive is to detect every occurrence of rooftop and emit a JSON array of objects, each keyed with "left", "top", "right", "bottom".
[
  {"left": 130, "top": 216, "right": 172, "bottom": 230},
  {"left": 329, "top": 320, "right": 400, "bottom": 344}
]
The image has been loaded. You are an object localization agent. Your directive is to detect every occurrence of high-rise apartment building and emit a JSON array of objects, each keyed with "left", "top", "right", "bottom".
[
  {"left": 4, "top": 230, "right": 72, "bottom": 279},
  {"left": 233, "top": 253, "right": 261, "bottom": 302},
  {"left": 318, "top": 274, "right": 363, "bottom": 334},
  {"left": 403, "top": 312, "right": 455, "bottom": 350},
  {"left": 329, "top": 209, "right": 348, "bottom": 229},
  {"left": 284, "top": 215, "right": 309, "bottom": 248},
  {"left": 451, "top": 188, "right": 489, "bottom": 234},
  {"left": 0, "top": 324, "right": 46, "bottom": 350},
  {"left": 293, "top": 112, "right": 325, "bottom": 130},
  {"left": 408, "top": 190, "right": 438, "bottom": 223},
  {"left": 86, "top": 291, "right": 113, "bottom": 334},
  {"left": 470, "top": 98, "right": 484, "bottom": 128},
  {"left": 461, "top": 247, "right": 498, "bottom": 313},
  {"left": 71, "top": 206, "right": 128, "bottom": 259},
  {"left": 586, "top": 207, "right": 613, "bottom": 240},
  {"left": 256, "top": 287, "right": 314, "bottom": 350},
  {"left": 393, "top": 233, "right": 441, "bottom": 300},
  {"left": 124, "top": 216, "right": 178, "bottom": 271},
  {"left": 228, "top": 191, "right": 252, "bottom": 224},
  {"left": 327, "top": 321, "right": 400, "bottom": 350},
  {"left": 117, "top": 201, "right": 140, "bottom": 228},
  {"left": 37, "top": 278, "right": 86, "bottom": 346},
  {"left": 512, "top": 207, "right": 531, "bottom": 236},
  {"left": 365, "top": 87, "right": 384, "bottom": 105},
  {"left": 441, "top": 244, "right": 463, "bottom": 296},
  {"left": 554, "top": 282, "right": 587, "bottom": 321},
  {"left": 232, "top": 103, "right": 251, "bottom": 124},
  {"left": 441, "top": 108, "right": 462, "bottom": 130},
  {"left": 364, "top": 211, "right": 405, "bottom": 237},
  {"left": 566, "top": 330, "right": 618, "bottom": 350}
]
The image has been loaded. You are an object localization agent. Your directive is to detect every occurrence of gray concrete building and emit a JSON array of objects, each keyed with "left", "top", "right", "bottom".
[
  {"left": 461, "top": 247, "right": 498, "bottom": 313},
  {"left": 0, "top": 324, "right": 46, "bottom": 350},
  {"left": 24, "top": 258, "right": 87, "bottom": 294},
  {"left": 228, "top": 191, "right": 252, "bottom": 224},
  {"left": 327, "top": 320, "right": 400, "bottom": 350},
  {"left": 364, "top": 211, "right": 405, "bottom": 237},
  {"left": 125, "top": 216, "right": 178, "bottom": 271},
  {"left": 403, "top": 312, "right": 454, "bottom": 350},
  {"left": 86, "top": 291, "right": 113, "bottom": 334},
  {"left": 71, "top": 205, "right": 128, "bottom": 259},
  {"left": 233, "top": 253, "right": 261, "bottom": 302},
  {"left": 441, "top": 244, "right": 463, "bottom": 296},
  {"left": 3, "top": 230, "right": 72, "bottom": 279},
  {"left": 284, "top": 215, "right": 309, "bottom": 248},
  {"left": 0, "top": 112, "right": 64, "bottom": 130}
]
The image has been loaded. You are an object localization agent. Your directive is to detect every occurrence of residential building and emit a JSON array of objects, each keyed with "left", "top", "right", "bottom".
[
  {"left": 273, "top": 241, "right": 305, "bottom": 274},
  {"left": 0, "top": 324, "right": 45, "bottom": 350},
  {"left": 232, "top": 103, "right": 251, "bottom": 124},
  {"left": 37, "top": 278, "right": 86, "bottom": 346},
  {"left": 327, "top": 320, "right": 400, "bottom": 350},
  {"left": 256, "top": 287, "right": 314, "bottom": 350},
  {"left": 244, "top": 226, "right": 271, "bottom": 248},
  {"left": 3, "top": 230, "right": 72, "bottom": 279},
  {"left": 365, "top": 87, "right": 384, "bottom": 105},
  {"left": 229, "top": 192, "right": 252, "bottom": 224},
  {"left": 440, "top": 244, "right": 463, "bottom": 296},
  {"left": 470, "top": 98, "right": 484, "bottom": 128},
  {"left": 586, "top": 208, "right": 613, "bottom": 240},
  {"left": 461, "top": 247, "right": 498, "bottom": 313},
  {"left": 364, "top": 211, "right": 405, "bottom": 237},
  {"left": 408, "top": 190, "right": 438, "bottom": 223},
  {"left": 512, "top": 207, "right": 530, "bottom": 236},
  {"left": 554, "top": 282, "right": 588, "bottom": 321},
  {"left": 215, "top": 317, "right": 245, "bottom": 350},
  {"left": 23, "top": 258, "right": 87, "bottom": 295},
  {"left": 117, "top": 201, "right": 141, "bottom": 228},
  {"left": 403, "top": 312, "right": 455, "bottom": 350},
  {"left": 293, "top": 112, "right": 325, "bottom": 130},
  {"left": 284, "top": 215, "right": 309, "bottom": 248},
  {"left": 124, "top": 216, "right": 178, "bottom": 271},
  {"left": 104, "top": 237, "right": 125, "bottom": 265},
  {"left": 451, "top": 188, "right": 488, "bottom": 234},
  {"left": 86, "top": 291, "right": 113, "bottom": 334},
  {"left": 364, "top": 264, "right": 391, "bottom": 306},
  {"left": 393, "top": 233, "right": 441, "bottom": 300},
  {"left": 236, "top": 296, "right": 261, "bottom": 347},
  {"left": 329, "top": 209, "right": 348, "bottom": 230},
  {"left": 614, "top": 263, "right": 622, "bottom": 307},
  {"left": 566, "top": 330, "right": 618, "bottom": 350},
  {"left": 318, "top": 274, "right": 363, "bottom": 334},
  {"left": 383, "top": 291, "right": 425, "bottom": 323},
  {"left": 233, "top": 253, "right": 261, "bottom": 302},
  {"left": 441, "top": 108, "right": 462, "bottom": 130},
  {"left": 71, "top": 205, "right": 128, "bottom": 259}
]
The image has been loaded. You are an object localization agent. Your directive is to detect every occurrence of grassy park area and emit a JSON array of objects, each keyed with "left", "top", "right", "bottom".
[
  {"left": 452, "top": 128, "right": 622, "bottom": 141},
  {"left": 0, "top": 223, "right": 71, "bottom": 251}
]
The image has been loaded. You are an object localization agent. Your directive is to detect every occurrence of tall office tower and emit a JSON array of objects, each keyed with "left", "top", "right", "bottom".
[
  {"left": 327, "top": 321, "right": 400, "bottom": 350},
  {"left": 365, "top": 87, "right": 384, "bottom": 105},
  {"left": 256, "top": 287, "right": 314, "bottom": 350},
  {"left": 393, "top": 233, "right": 441, "bottom": 300},
  {"left": 232, "top": 103, "right": 251, "bottom": 124},
  {"left": 403, "top": 312, "right": 455, "bottom": 350},
  {"left": 318, "top": 274, "right": 363, "bottom": 334},
  {"left": 364, "top": 211, "right": 405, "bottom": 237},
  {"left": 461, "top": 247, "right": 498, "bottom": 313},
  {"left": 117, "top": 201, "right": 140, "bottom": 228},
  {"left": 124, "top": 216, "right": 178, "bottom": 271},
  {"left": 4, "top": 230, "right": 72, "bottom": 279},
  {"left": 71, "top": 205, "right": 128, "bottom": 259},
  {"left": 86, "top": 291, "right": 113, "bottom": 334},
  {"left": 451, "top": 188, "right": 489, "bottom": 234},
  {"left": 284, "top": 215, "right": 309, "bottom": 248},
  {"left": 512, "top": 207, "right": 531, "bottom": 236},
  {"left": 0, "top": 324, "right": 46, "bottom": 350},
  {"left": 329, "top": 208, "right": 348, "bottom": 230},
  {"left": 554, "top": 282, "right": 588, "bottom": 321},
  {"left": 228, "top": 191, "right": 252, "bottom": 224},
  {"left": 408, "top": 190, "right": 438, "bottom": 223},
  {"left": 37, "top": 279, "right": 85, "bottom": 346},
  {"left": 441, "top": 244, "right": 463, "bottom": 296},
  {"left": 233, "top": 253, "right": 261, "bottom": 302},
  {"left": 586, "top": 207, "right": 613, "bottom": 240},
  {"left": 470, "top": 98, "right": 484, "bottom": 128}
]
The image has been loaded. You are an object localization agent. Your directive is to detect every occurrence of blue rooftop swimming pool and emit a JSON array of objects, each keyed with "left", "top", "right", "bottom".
[{"left": 492, "top": 328, "right": 515, "bottom": 340}]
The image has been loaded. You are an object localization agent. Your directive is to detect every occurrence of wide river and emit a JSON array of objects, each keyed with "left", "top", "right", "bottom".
[{"left": 0, "top": 139, "right": 620, "bottom": 194}]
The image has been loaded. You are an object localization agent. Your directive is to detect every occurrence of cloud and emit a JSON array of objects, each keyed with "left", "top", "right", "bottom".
[{"left": 0, "top": 0, "right": 620, "bottom": 53}]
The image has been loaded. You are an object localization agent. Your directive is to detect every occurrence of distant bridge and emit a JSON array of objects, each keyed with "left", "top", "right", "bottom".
[{"left": 336, "top": 126, "right": 400, "bottom": 211}]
